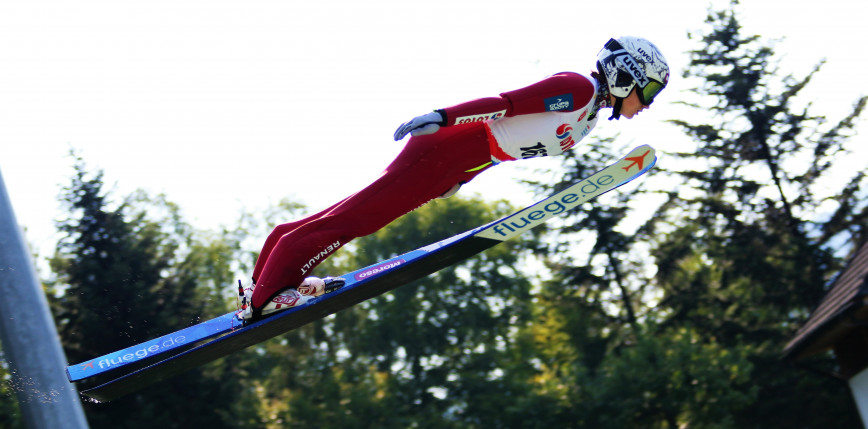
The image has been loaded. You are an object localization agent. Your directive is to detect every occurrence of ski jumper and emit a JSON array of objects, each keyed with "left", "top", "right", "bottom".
[{"left": 251, "top": 72, "right": 601, "bottom": 309}]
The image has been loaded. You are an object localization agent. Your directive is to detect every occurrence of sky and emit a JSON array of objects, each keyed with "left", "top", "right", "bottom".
[{"left": 1, "top": 0, "right": 867, "bottom": 260}]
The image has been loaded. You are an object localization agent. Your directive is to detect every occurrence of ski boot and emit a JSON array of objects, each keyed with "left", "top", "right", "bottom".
[{"left": 237, "top": 276, "right": 346, "bottom": 321}]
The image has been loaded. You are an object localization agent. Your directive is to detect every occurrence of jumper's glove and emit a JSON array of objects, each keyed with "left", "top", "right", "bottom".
[{"left": 393, "top": 111, "right": 445, "bottom": 141}]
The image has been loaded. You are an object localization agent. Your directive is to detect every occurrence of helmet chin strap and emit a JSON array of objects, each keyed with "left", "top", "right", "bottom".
[{"left": 609, "top": 97, "right": 623, "bottom": 121}]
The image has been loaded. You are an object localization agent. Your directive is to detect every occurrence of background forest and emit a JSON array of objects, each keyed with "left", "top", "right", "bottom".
[{"left": 3, "top": 3, "right": 868, "bottom": 428}]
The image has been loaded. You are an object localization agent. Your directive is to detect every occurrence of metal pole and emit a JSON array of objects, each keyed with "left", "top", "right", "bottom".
[{"left": 0, "top": 168, "right": 89, "bottom": 429}]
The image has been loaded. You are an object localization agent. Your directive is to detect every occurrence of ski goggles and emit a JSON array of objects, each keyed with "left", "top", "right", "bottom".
[{"left": 637, "top": 79, "right": 665, "bottom": 106}]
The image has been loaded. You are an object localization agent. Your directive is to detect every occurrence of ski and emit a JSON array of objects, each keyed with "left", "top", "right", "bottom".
[{"left": 69, "top": 144, "right": 657, "bottom": 402}]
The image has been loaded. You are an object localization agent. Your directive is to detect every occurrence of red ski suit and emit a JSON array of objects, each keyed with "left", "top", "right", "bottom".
[{"left": 251, "top": 72, "right": 600, "bottom": 309}]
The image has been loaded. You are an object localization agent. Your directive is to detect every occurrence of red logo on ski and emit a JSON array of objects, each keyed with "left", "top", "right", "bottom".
[{"left": 622, "top": 150, "right": 651, "bottom": 172}]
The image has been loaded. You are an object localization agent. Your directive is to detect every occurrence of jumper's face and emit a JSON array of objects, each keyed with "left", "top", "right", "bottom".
[{"left": 617, "top": 89, "right": 648, "bottom": 119}]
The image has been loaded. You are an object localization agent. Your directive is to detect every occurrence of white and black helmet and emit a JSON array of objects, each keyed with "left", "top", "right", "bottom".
[{"left": 596, "top": 36, "right": 670, "bottom": 119}]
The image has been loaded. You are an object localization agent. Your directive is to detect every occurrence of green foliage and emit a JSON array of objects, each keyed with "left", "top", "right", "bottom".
[
  {"left": 579, "top": 326, "right": 755, "bottom": 429},
  {"left": 239, "top": 196, "right": 542, "bottom": 428},
  {"left": 0, "top": 347, "right": 23, "bottom": 429},
  {"left": 47, "top": 155, "right": 259, "bottom": 428}
]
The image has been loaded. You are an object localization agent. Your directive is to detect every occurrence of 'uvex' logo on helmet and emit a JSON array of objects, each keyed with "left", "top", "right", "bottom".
[
  {"left": 616, "top": 54, "right": 650, "bottom": 87},
  {"left": 635, "top": 47, "right": 655, "bottom": 63}
]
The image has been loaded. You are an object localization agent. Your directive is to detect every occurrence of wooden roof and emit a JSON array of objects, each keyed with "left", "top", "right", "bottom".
[{"left": 784, "top": 240, "right": 868, "bottom": 360}]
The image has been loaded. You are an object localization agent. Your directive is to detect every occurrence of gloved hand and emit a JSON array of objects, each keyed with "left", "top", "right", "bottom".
[{"left": 393, "top": 111, "right": 445, "bottom": 141}]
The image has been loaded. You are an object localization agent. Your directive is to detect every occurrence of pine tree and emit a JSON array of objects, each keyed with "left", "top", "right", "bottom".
[
  {"left": 522, "top": 2, "right": 866, "bottom": 427},
  {"left": 49, "top": 156, "right": 257, "bottom": 428},
  {"left": 651, "top": 2, "right": 865, "bottom": 427}
]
